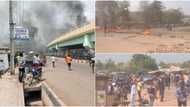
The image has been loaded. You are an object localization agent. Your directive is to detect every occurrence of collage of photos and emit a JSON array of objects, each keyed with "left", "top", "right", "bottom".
[{"left": 0, "top": 0, "right": 190, "bottom": 107}]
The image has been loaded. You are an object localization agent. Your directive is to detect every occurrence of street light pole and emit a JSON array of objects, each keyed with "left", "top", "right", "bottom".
[{"left": 9, "top": 0, "right": 15, "bottom": 75}]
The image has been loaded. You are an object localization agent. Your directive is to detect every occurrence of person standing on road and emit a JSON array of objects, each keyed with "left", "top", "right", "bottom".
[
  {"left": 147, "top": 80, "right": 157, "bottom": 106},
  {"left": 51, "top": 56, "right": 55, "bottom": 68},
  {"left": 65, "top": 54, "right": 72, "bottom": 71},
  {"left": 91, "top": 57, "right": 95, "bottom": 73},
  {"left": 137, "top": 79, "right": 143, "bottom": 105},
  {"left": 176, "top": 81, "right": 188, "bottom": 107},
  {"left": 159, "top": 76, "right": 165, "bottom": 102},
  {"left": 130, "top": 80, "right": 137, "bottom": 107},
  {"left": 42, "top": 55, "right": 47, "bottom": 66},
  {"left": 166, "top": 74, "right": 171, "bottom": 89}
]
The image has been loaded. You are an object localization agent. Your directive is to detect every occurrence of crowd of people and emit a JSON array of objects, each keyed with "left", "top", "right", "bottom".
[{"left": 106, "top": 72, "right": 190, "bottom": 106}]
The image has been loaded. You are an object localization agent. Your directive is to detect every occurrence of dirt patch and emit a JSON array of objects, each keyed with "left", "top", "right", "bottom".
[{"left": 96, "top": 26, "right": 190, "bottom": 53}]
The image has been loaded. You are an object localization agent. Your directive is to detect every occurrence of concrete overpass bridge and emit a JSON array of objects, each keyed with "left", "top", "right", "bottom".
[{"left": 47, "top": 22, "right": 95, "bottom": 60}]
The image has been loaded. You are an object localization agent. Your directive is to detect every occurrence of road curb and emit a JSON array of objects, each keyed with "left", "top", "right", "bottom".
[
  {"left": 18, "top": 82, "right": 25, "bottom": 106},
  {"left": 15, "top": 68, "right": 25, "bottom": 106},
  {"left": 41, "top": 82, "right": 65, "bottom": 106}
]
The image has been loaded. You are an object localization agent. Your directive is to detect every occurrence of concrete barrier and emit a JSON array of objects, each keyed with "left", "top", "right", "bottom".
[
  {"left": 15, "top": 68, "right": 25, "bottom": 106},
  {"left": 18, "top": 83, "right": 25, "bottom": 106},
  {"left": 41, "top": 82, "right": 65, "bottom": 106}
]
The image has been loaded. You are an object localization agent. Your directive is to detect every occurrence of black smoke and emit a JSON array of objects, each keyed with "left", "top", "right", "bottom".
[{"left": 14, "top": 1, "right": 87, "bottom": 52}]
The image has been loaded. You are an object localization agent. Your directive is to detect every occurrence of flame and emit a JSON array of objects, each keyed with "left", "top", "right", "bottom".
[{"left": 143, "top": 28, "right": 151, "bottom": 36}]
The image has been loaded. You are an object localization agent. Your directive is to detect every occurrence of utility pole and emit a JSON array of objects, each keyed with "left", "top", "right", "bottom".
[{"left": 9, "top": 0, "right": 15, "bottom": 75}]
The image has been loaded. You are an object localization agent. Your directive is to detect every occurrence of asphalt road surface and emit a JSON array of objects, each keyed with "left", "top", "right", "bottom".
[{"left": 43, "top": 57, "right": 95, "bottom": 106}]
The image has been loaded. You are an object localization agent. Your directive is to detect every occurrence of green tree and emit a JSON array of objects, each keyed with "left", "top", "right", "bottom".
[
  {"left": 181, "top": 60, "right": 190, "bottom": 69},
  {"left": 140, "top": 1, "right": 151, "bottom": 26},
  {"left": 96, "top": 1, "right": 119, "bottom": 28},
  {"left": 140, "top": 0, "right": 164, "bottom": 27},
  {"left": 129, "top": 54, "right": 158, "bottom": 72},
  {"left": 96, "top": 60, "right": 104, "bottom": 70},
  {"left": 104, "top": 59, "right": 117, "bottom": 72},
  {"left": 117, "top": 62, "right": 126, "bottom": 71},
  {"left": 163, "top": 8, "right": 184, "bottom": 24},
  {"left": 159, "top": 61, "right": 169, "bottom": 68},
  {"left": 151, "top": 1, "right": 164, "bottom": 26},
  {"left": 117, "top": 1, "right": 131, "bottom": 28}
]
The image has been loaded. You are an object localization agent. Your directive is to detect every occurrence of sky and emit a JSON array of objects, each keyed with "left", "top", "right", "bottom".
[
  {"left": 96, "top": 53, "right": 190, "bottom": 64},
  {"left": 83, "top": 0, "right": 95, "bottom": 21},
  {"left": 129, "top": 0, "right": 190, "bottom": 15}
]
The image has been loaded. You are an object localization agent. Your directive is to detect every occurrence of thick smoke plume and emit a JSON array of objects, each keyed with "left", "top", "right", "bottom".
[{"left": 0, "top": 1, "right": 88, "bottom": 52}]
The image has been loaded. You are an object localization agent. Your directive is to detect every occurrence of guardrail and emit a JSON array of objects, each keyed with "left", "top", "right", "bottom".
[
  {"left": 18, "top": 82, "right": 25, "bottom": 106},
  {"left": 41, "top": 82, "right": 65, "bottom": 106}
]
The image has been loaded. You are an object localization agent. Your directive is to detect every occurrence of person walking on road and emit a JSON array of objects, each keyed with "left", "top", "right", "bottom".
[
  {"left": 65, "top": 54, "right": 72, "bottom": 71},
  {"left": 51, "top": 56, "right": 55, "bottom": 68},
  {"left": 176, "top": 81, "right": 188, "bottom": 107}
]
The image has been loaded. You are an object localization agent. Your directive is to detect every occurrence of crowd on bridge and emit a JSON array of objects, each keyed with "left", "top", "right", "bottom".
[{"left": 107, "top": 71, "right": 190, "bottom": 106}]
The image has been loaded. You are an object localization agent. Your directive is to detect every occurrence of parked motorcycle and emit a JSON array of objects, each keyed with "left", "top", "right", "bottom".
[{"left": 19, "top": 61, "right": 42, "bottom": 86}]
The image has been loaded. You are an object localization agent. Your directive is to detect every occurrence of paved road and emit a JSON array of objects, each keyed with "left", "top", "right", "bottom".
[
  {"left": 0, "top": 73, "right": 24, "bottom": 106},
  {"left": 43, "top": 57, "right": 95, "bottom": 106}
]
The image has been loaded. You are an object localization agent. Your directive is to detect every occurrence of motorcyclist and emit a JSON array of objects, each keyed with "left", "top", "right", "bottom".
[{"left": 19, "top": 51, "right": 42, "bottom": 83}]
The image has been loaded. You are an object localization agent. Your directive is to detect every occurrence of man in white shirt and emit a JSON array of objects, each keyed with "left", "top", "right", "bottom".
[
  {"left": 51, "top": 56, "right": 55, "bottom": 68},
  {"left": 33, "top": 55, "right": 40, "bottom": 64}
]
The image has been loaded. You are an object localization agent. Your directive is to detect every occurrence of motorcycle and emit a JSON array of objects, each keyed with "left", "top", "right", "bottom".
[
  {"left": 19, "top": 61, "right": 42, "bottom": 86},
  {"left": 31, "top": 63, "right": 42, "bottom": 81}
]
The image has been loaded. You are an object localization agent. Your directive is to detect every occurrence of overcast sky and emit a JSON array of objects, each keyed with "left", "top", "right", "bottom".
[
  {"left": 96, "top": 53, "right": 190, "bottom": 64},
  {"left": 83, "top": 0, "right": 95, "bottom": 21},
  {"left": 129, "top": 0, "right": 190, "bottom": 15}
]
